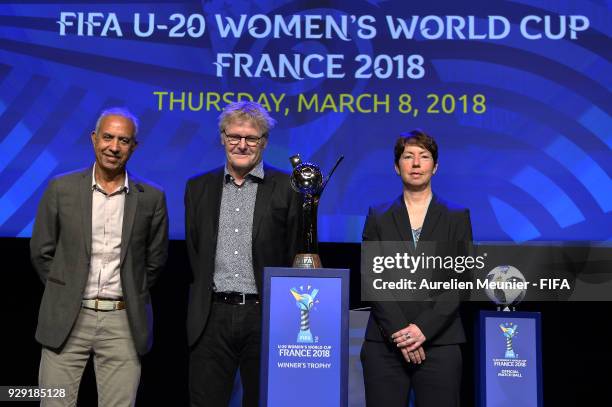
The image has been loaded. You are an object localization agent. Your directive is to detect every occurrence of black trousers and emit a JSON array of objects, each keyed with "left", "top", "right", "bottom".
[
  {"left": 189, "top": 301, "right": 261, "bottom": 407},
  {"left": 361, "top": 340, "right": 462, "bottom": 407}
]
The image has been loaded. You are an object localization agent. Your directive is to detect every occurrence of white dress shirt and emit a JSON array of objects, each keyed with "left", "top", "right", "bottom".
[{"left": 83, "top": 164, "right": 129, "bottom": 300}]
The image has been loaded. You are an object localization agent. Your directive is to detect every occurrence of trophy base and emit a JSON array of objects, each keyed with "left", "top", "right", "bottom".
[{"left": 293, "top": 254, "right": 322, "bottom": 268}]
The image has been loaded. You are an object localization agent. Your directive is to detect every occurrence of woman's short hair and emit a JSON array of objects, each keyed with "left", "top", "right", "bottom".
[{"left": 394, "top": 129, "right": 438, "bottom": 166}]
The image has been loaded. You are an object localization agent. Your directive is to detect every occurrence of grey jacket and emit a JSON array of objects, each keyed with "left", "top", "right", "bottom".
[{"left": 30, "top": 168, "right": 168, "bottom": 355}]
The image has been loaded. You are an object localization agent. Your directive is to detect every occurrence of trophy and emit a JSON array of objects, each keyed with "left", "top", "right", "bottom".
[{"left": 289, "top": 154, "right": 343, "bottom": 268}]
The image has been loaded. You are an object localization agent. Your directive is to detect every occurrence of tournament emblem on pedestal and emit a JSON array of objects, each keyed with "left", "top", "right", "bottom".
[
  {"left": 290, "top": 286, "right": 319, "bottom": 343},
  {"left": 500, "top": 322, "right": 519, "bottom": 359}
]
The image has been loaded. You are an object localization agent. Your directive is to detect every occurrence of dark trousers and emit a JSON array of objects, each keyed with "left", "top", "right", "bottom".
[
  {"left": 361, "top": 340, "right": 462, "bottom": 407},
  {"left": 189, "top": 302, "right": 261, "bottom": 407}
]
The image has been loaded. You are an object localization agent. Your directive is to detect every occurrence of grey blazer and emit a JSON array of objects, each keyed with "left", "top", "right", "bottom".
[{"left": 30, "top": 168, "right": 168, "bottom": 355}]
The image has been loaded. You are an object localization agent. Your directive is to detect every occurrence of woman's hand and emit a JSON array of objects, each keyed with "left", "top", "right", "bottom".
[
  {"left": 392, "top": 323, "right": 426, "bottom": 352},
  {"left": 401, "top": 346, "right": 426, "bottom": 364}
]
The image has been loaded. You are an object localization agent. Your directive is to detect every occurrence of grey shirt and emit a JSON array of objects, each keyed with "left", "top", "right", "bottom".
[{"left": 213, "top": 161, "right": 264, "bottom": 294}]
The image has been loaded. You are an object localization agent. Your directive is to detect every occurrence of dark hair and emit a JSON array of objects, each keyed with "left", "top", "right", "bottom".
[{"left": 393, "top": 129, "right": 438, "bottom": 166}]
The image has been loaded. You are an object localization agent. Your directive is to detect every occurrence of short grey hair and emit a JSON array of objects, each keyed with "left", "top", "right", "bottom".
[
  {"left": 94, "top": 107, "right": 139, "bottom": 138},
  {"left": 218, "top": 101, "right": 276, "bottom": 136}
]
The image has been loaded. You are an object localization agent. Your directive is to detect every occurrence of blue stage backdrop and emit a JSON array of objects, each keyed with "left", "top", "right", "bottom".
[{"left": 0, "top": 1, "right": 609, "bottom": 242}]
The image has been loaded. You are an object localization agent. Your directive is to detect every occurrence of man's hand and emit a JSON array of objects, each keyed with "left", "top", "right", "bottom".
[{"left": 391, "top": 324, "right": 426, "bottom": 352}]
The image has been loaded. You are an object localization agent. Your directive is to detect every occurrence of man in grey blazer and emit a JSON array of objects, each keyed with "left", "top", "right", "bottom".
[{"left": 30, "top": 107, "right": 168, "bottom": 406}]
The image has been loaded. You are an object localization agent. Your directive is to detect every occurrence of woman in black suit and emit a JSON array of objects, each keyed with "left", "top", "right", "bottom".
[{"left": 360, "top": 129, "right": 473, "bottom": 407}]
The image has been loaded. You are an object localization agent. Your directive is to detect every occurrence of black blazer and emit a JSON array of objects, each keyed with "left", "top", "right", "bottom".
[
  {"left": 184, "top": 164, "right": 302, "bottom": 346},
  {"left": 362, "top": 194, "right": 472, "bottom": 346}
]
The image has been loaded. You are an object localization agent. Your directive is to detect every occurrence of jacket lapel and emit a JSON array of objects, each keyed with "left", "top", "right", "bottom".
[
  {"left": 80, "top": 170, "right": 93, "bottom": 259},
  {"left": 120, "top": 176, "right": 139, "bottom": 266},
  {"left": 202, "top": 168, "right": 224, "bottom": 243},
  {"left": 391, "top": 195, "right": 413, "bottom": 244},
  {"left": 252, "top": 167, "right": 276, "bottom": 243},
  {"left": 419, "top": 194, "right": 442, "bottom": 242}
]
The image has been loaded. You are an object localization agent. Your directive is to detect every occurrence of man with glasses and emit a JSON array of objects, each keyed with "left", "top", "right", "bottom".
[
  {"left": 185, "top": 101, "right": 301, "bottom": 406},
  {"left": 31, "top": 107, "right": 169, "bottom": 406}
]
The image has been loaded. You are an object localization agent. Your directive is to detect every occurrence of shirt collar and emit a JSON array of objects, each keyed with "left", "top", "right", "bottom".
[
  {"left": 91, "top": 163, "right": 130, "bottom": 194},
  {"left": 224, "top": 161, "right": 265, "bottom": 183}
]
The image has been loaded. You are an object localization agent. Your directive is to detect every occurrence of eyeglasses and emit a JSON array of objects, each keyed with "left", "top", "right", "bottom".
[{"left": 222, "top": 130, "right": 265, "bottom": 147}]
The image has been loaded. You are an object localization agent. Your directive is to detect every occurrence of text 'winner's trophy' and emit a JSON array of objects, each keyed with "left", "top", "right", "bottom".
[{"left": 289, "top": 154, "right": 344, "bottom": 268}]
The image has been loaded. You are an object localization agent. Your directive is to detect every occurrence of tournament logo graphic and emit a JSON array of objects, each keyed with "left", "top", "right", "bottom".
[
  {"left": 290, "top": 285, "right": 319, "bottom": 343},
  {"left": 499, "top": 322, "right": 519, "bottom": 359}
]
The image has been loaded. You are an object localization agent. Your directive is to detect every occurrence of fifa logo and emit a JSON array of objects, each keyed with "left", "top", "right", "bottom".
[
  {"left": 290, "top": 286, "right": 319, "bottom": 343},
  {"left": 499, "top": 322, "right": 518, "bottom": 359}
]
